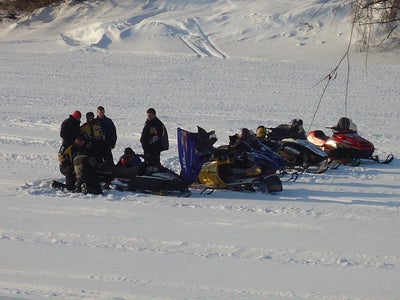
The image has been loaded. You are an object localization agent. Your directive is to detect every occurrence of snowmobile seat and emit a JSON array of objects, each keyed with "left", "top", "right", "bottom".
[{"left": 307, "top": 130, "right": 329, "bottom": 147}]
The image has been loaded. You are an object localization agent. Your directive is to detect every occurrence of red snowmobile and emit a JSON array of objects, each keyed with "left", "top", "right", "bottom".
[{"left": 307, "top": 117, "right": 393, "bottom": 166}]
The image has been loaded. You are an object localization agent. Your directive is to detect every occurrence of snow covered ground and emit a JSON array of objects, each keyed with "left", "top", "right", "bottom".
[{"left": 0, "top": 0, "right": 399, "bottom": 299}]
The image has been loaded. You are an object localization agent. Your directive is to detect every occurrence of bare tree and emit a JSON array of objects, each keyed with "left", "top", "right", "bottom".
[
  {"left": 353, "top": 0, "right": 400, "bottom": 51},
  {"left": 309, "top": 0, "right": 399, "bottom": 128}
]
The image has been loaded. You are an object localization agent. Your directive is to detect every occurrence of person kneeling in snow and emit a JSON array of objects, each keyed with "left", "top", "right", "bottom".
[
  {"left": 58, "top": 135, "right": 102, "bottom": 195},
  {"left": 58, "top": 135, "right": 85, "bottom": 192},
  {"left": 113, "top": 147, "right": 143, "bottom": 183},
  {"left": 116, "top": 147, "right": 142, "bottom": 168}
]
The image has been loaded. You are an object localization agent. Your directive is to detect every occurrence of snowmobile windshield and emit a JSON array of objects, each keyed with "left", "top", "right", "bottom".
[{"left": 348, "top": 120, "right": 357, "bottom": 132}]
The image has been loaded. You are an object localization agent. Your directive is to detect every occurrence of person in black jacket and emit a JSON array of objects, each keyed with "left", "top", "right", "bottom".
[
  {"left": 60, "top": 110, "right": 82, "bottom": 147},
  {"left": 116, "top": 147, "right": 142, "bottom": 168},
  {"left": 95, "top": 106, "right": 117, "bottom": 162},
  {"left": 140, "top": 108, "right": 168, "bottom": 169}
]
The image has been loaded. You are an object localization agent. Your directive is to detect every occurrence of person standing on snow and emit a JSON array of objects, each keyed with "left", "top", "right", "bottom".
[
  {"left": 60, "top": 110, "right": 82, "bottom": 147},
  {"left": 140, "top": 108, "right": 169, "bottom": 169},
  {"left": 95, "top": 106, "right": 117, "bottom": 162},
  {"left": 81, "top": 111, "right": 106, "bottom": 163}
]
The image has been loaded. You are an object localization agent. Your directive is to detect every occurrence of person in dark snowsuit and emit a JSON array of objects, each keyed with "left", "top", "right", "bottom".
[
  {"left": 116, "top": 147, "right": 142, "bottom": 168},
  {"left": 73, "top": 145, "right": 102, "bottom": 195},
  {"left": 112, "top": 147, "right": 144, "bottom": 182},
  {"left": 58, "top": 135, "right": 85, "bottom": 191},
  {"left": 140, "top": 108, "right": 169, "bottom": 169},
  {"left": 81, "top": 111, "right": 106, "bottom": 163},
  {"left": 94, "top": 106, "right": 117, "bottom": 162},
  {"left": 60, "top": 110, "right": 82, "bottom": 147},
  {"left": 58, "top": 135, "right": 102, "bottom": 195},
  {"left": 57, "top": 135, "right": 101, "bottom": 194}
]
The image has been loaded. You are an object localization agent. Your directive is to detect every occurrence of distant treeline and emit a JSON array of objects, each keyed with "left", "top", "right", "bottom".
[{"left": 0, "top": 0, "right": 61, "bottom": 13}]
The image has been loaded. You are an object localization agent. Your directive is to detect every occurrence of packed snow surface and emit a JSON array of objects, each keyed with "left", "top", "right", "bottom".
[{"left": 0, "top": 0, "right": 399, "bottom": 299}]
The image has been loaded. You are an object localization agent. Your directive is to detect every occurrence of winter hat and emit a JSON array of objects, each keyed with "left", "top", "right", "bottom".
[{"left": 72, "top": 111, "right": 82, "bottom": 120}]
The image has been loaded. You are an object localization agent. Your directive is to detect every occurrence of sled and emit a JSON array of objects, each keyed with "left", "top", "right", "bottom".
[
  {"left": 307, "top": 129, "right": 394, "bottom": 165},
  {"left": 104, "top": 126, "right": 217, "bottom": 196}
]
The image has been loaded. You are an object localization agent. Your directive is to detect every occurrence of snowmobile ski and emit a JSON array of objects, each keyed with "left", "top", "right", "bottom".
[
  {"left": 372, "top": 154, "right": 394, "bottom": 164},
  {"left": 111, "top": 180, "right": 191, "bottom": 197}
]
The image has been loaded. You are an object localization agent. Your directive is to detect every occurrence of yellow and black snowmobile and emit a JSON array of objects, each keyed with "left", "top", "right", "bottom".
[{"left": 198, "top": 132, "right": 285, "bottom": 193}]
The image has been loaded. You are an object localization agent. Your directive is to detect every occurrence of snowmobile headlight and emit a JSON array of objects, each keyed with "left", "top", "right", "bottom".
[{"left": 325, "top": 140, "right": 337, "bottom": 148}]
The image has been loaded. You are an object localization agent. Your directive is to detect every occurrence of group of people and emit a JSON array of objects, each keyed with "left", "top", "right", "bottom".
[
  {"left": 57, "top": 106, "right": 169, "bottom": 194},
  {"left": 57, "top": 109, "right": 357, "bottom": 195}
]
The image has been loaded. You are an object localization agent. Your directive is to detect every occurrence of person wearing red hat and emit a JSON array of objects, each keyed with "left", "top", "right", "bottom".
[
  {"left": 60, "top": 110, "right": 82, "bottom": 147},
  {"left": 72, "top": 111, "right": 81, "bottom": 120}
]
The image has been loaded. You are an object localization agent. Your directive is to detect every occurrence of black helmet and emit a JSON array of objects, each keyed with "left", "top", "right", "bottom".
[
  {"left": 289, "top": 119, "right": 303, "bottom": 128},
  {"left": 337, "top": 117, "right": 351, "bottom": 130},
  {"left": 240, "top": 128, "right": 251, "bottom": 138},
  {"left": 330, "top": 117, "right": 357, "bottom": 132},
  {"left": 124, "top": 147, "right": 135, "bottom": 156}
]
